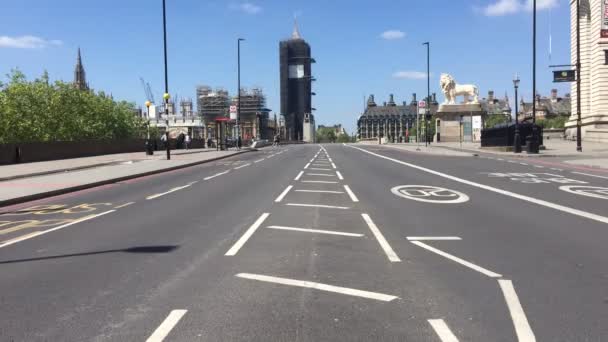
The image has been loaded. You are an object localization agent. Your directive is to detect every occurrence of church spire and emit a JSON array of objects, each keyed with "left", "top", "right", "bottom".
[
  {"left": 291, "top": 17, "right": 302, "bottom": 40},
  {"left": 74, "top": 47, "right": 89, "bottom": 90}
]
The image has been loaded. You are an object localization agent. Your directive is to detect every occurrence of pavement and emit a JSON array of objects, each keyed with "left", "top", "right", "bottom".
[
  {"left": 0, "top": 143, "right": 607, "bottom": 341},
  {"left": 0, "top": 148, "right": 249, "bottom": 206}
]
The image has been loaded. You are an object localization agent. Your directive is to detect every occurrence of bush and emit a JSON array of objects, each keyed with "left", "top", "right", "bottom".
[{"left": 0, "top": 69, "right": 145, "bottom": 144}]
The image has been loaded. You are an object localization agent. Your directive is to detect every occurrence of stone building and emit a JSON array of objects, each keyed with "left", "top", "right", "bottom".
[
  {"left": 73, "top": 48, "right": 89, "bottom": 91},
  {"left": 519, "top": 90, "right": 571, "bottom": 121},
  {"left": 357, "top": 94, "right": 437, "bottom": 141},
  {"left": 481, "top": 90, "right": 511, "bottom": 116},
  {"left": 565, "top": 0, "right": 608, "bottom": 142}
]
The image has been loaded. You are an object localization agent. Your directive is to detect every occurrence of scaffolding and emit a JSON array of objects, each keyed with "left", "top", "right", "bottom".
[
  {"left": 197, "top": 86, "right": 230, "bottom": 120},
  {"left": 232, "top": 87, "right": 269, "bottom": 140}
]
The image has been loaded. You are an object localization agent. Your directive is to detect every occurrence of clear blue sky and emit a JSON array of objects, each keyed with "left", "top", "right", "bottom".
[{"left": 1, "top": 0, "right": 570, "bottom": 133}]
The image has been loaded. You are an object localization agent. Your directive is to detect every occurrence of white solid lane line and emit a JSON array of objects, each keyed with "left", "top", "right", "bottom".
[
  {"left": 348, "top": 145, "right": 608, "bottom": 225},
  {"left": 0, "top": 210, "right": 116, "bottom": 249},
  {"left": 295, "top": 190, "right": 345, "bottom": 194},
  {"left": 300, "top": 180, "right": 338, "bottom": 184},
  {"left": 286, "top": 203, "right": 350, "bottom": 210},
  {"left": 145, "top": 310, "right": 188, "bottom": 342},
  {"left": 234, "top": 163, "right": 251, "bottom": 170},
  {"left": 225, "top": 213, "right": 270, "bottom": 256},
  {"left": 254, "top": 158, "right": 265, "bottom": 163},
  {"left": 114, "top": 202, "right": 135, "bottom": 209},
  {"left": 306, "top": 173, "right": 335, "bottom": 177},
  {"left": 428, "top": 319, "right": 460, "bottom": 342},
  {"left": 331, "top": 162, "right": 337, "bottom": 169},
  {"left": 344, "top": 185, "right": 359, "bottom": 202},
  {"left": 533, "top": 165, "right": 544, "bottom": 168},
  {"left": 410, "top": 241, "right": 502, "bottom": 278},
  {"left": 146, "top": 182, "right": 197, "bottom": 200},
  {"left": 520, "top": 163, "right": 528, "bottom": 166},
  {"left": 572, "top": 171, "right": 608, "bottom": 180},
  {"left": 275, "top": 185, "right": 293, "bottom": 203},
  {"left": 407, "top": 236, "right": 462, "bottom": 241},
  {"left": 236, "top": 273, "right": 397, "bottom": 302},
  {"left": 266, "top": 225, "right": 363, "bottom": 237},
  {"left": 361, "top": 214, "right": 401, "bottom": 262},
  {"left": 304, "top": 163, "right": 311, "bottom": 169},
  {"left": 204, "top": 170, "right": 230, "bottom": 181},
  {"left": 310, "top": 168, "right": 332, "bottom": 171},
  {"left": 294, "top": 171, "right": 304, "bottom": 181},
  {"left": 498, "top": 279, "right": 536, "bottom": 342},
  {"left": 336, "top": 171, "right": 344, "bottom": 180}
]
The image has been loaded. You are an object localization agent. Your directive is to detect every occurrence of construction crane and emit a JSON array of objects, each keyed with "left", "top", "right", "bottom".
[{"left": 139, "top": 77, "right": 155, "bottom": 104}]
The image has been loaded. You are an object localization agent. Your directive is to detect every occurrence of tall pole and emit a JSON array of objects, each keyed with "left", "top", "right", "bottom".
[
  {"left": 162, "top": 0, "right": 170, "bottom": 160},
  {"left": 424, "top": 42, "right": 430, "bottom": 147},
  {"left": 237, "top": 38, "right": 244, "bottom": 144},
  {"left": 576, "top": 0, "right": 582, "bottom": 152},
  {"left": 514, "top": 75, "right": 522, "bottom": 153},
  {"left": 532, "top": 0, "right": 536, "bottom": 125}
]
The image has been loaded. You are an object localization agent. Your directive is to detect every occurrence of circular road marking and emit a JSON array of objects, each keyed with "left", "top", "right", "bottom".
[
  {"left": 391, "top": 185, "right": 470, "bottom": 204},
  {"left": 559, "top": 185, "right": 608, "bottom": 200}
]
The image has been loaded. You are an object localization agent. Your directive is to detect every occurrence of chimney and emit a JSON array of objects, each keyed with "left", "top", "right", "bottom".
[
  {"left": 488, "top": 90, "right": 494, "bottom": 102},
  {"left": 367, "top": 94, "right": 377, "bottom": 107},
  {"left": 388, "top": 94, "right": 396, "bottom": 106},
  {"left": 535, "top": 94, "right": 541, "bottom": 104},
  {"left": 551, "top": 89, "right": 558, "bottom": 102},
  {"left": 432, "top": 93, "right": 437, "bottom": 104},
  {"left": 411, "top": 93, "right": 417, "bottom": 104}
]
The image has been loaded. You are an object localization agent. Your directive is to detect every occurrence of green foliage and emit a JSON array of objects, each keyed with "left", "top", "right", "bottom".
[
  {"left": 316, "top": 127, "right": 337, "bottom": 143},
  {"left": 336, "top": 132, "right": 353, "bottom": 143},
  {"left": 537, "top": 116, "right": 568, "bottom": 129},
  {"left": 484, "top": 114, "right": 511, "bottom": 128},
  {"left": 0, "top": 69, "right": 145, "bottom": 144}
]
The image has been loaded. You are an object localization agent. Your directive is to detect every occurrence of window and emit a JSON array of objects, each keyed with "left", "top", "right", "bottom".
[{"left": 605, "top": 50, "right": 608, "bottom": 65}]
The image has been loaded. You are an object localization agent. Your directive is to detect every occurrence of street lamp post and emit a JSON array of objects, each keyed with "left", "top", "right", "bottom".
[
  {"left": 513, "top": 74, "right": 522, "bottom": 153},
  {"left": 423, "top": 42, "right": 430, "bottom": 147},
  {"left": 576, "top": 0, "right": 582, "bottom": 152},
  {"left": 162, "top": 0, "right": 170, "bottom": 160},
  {"left": 145, "top": 101, "right": 153, "bottom": 155},
  {"left": 237, "top": 38, "right": 245, "bottom": 144},
  {"left": 459, "top": 114, "right": 463, "bottom": 149}
]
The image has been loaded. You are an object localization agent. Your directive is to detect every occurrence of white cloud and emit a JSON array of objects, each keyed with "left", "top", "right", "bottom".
[
  {"left": 481, "top": 0, "right": 557, "bottom": 16},
  {"left": 392, "top": 71, "right": 429, "bottom": 80},
  {"left": 230, "top": 2, "right": 262, "bottom": 14},
  {"left": 0, "top": 35, "right": 63, "bottom": 49},
  {"left": 483, "top": 0, "right": 521, "bottom": 16},
  {"left": 380, "top": 30, "right": 406, "bottom": 40}
]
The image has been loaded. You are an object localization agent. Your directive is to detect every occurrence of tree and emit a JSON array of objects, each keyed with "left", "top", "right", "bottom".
[
  {"left": 316, "top": 127, "right": 338, "bottom": 143},
  {"left": 0, "top": 69, "right": 145, "bottom": 144},
  {"left": 484, "top": 114, "right": 511, "bottom": 128}
]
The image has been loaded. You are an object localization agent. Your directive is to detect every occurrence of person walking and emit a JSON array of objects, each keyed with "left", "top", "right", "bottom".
[
  {"left": 185, "top": 133, "right": 191, "bottom": 150},
  {"left": 237, "top": 135, "right": 242, "bottom": 151},
  {"left": 160, "top": 133, "right": 167, "bottom": 149}
]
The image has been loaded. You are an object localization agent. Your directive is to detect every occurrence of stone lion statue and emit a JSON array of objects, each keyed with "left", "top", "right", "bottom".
[{"left": 440, "top": 73, "right": 479, "bottom": 105}]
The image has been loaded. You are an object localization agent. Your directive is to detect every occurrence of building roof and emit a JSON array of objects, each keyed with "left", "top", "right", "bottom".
[
  {"left": 480, "top": 91, "right": 511, "bottom": 115},
  {"left": 359, "top": 94, "right": 436, "bottom": 120},
  {"left": 521, "top": 91, "right": 571, "bottom": 116}
]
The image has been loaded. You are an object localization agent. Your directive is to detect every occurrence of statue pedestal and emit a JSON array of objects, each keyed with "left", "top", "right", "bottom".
[{"left": 435, "top": 104, "right": 485, "bottom": 143}]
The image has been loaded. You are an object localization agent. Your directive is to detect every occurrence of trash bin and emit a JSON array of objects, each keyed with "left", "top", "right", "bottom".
[
  {"left": 526, "top": 135, "right": 539, "bottom": 154},
  {"left": 145, "top": 140, "right": 154, "bottom": 155}
]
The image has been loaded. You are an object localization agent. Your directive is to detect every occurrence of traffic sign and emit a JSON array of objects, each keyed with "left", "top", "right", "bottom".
[
  {"left": 230, "top": 105, "right": 237, "bottom": 113},
  {"left": 418, "top": 101, "right": 426, "bottom": 108}
]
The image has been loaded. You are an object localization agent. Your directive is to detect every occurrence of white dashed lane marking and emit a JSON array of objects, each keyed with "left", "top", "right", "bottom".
[
  {"left": 266, "top": 225, "right": 363, "bottom": 237},
  {"left": 146, "top": 310, "right": 188, "bottom": 342}
]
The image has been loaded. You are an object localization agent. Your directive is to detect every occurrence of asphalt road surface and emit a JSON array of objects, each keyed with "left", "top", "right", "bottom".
[{"left": 1, "top": 144, "right": 607, "bottom": 341}]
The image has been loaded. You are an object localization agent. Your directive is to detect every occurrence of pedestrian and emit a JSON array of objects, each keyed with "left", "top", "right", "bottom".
[
  {"left": 237, "top": 136, "right": 242, "bottom": 150},
  {"left": 185, "top": 133, "right": 191, "bottom": 150},
  {"left": 160, "top": 133, "right": 167, "bottom": 148},
  {"left": 224, "top": 136, "right": 229, "bottom": 151},
  {"left": 273, "top": 134, "right": 279, "bottom": 147}
]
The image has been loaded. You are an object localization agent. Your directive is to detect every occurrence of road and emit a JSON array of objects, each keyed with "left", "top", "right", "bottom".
[{"left": 0, "top": 144, "right": 607, "bottom": 341}]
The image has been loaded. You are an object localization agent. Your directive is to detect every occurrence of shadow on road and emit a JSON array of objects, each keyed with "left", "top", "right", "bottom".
[{"left": 0, "top": 245, "right": 179, "bottom": 265}]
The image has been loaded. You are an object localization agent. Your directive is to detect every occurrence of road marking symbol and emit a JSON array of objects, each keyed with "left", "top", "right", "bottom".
[
  {"left": 499, "top": 279, "right": 536, "bottom": 342},
  {"left": 286, "top": 203, "right": 350, "bottom": 210},
  {"left": 204, "top": 171, "right": 230, "bottom": 181},
  {"left": 145, "top": 310, "right": 188, "bottom": 342},
  {"left": 295, "top": 190, "right": 345, "bottom": 194},
  {"left": 235, "top": 273, "right": 397, "bottom": 302},
  {"left": 361, "top": 214, "right": 401, "bottom": 262},
  {"left": 301, "top": 180, "right": 338, "bottom": 184},
  {"left": 407, "top": 236, "right": 461, "bottom": 241},
  {"left": 336, "top": 171, "right": 344, "bottom": 180},
  {"left": 0, "top": 210, "right": 115, "bottom": 249},
  {"left": 572, "top": 171, "right": 608, "bottom": 180},
  {"left": 344, "top": 185, "right": 359, "bottom": 202},
  {"left": 392, "top": 185, "right": 469, "bottom": 204},
  {"left": 234, "top": 163, "right": 251, "bottom": 170},
  {"left": 349, "top": 145, "right": 608, "bottom": 225},
  {"left": 428, "top": 319, "right": 460, "bottom": 342},
  {"left": 266, "top": 225, "right": 363, "bottom": 237},
  {"left": 225, "top": 213, "right": 270, "bottom": 256},
  {"left": 410, "top": 241, "right": 501, "bottom": 278},
  {"left": 275, "top": 185, "right": 293, "bottom": 203},
  {"left": 559, "top": 185, "right": 608, "bottom": 200},
  {"left": 294, "top": 171, "right": 304, "bottom": 181}
]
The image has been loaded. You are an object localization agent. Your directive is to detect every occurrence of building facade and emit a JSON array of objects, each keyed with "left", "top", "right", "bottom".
[
  {"left": 565, "top": 0, "right": 608, "bottom": 142},
  {"left": 280, "top": 21, "right": 314, "bottom": 141},
  {"left": 519, "top": 90, "right": 571, "bottom": 121},
  {"left": 480, "top": 90, "right": 511, "bottom": 116},
  {"left": 357, "top": 94, "right": 435, "bottom": 141}
]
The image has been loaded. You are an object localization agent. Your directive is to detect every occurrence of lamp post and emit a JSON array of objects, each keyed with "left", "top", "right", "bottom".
[
  {"left": 162, "top": 0, "right": 170, "bottom": 160},
  {"left": 513, "top": 74, "right": 522, "bottom": 153},
  {"left": 423, "top": 42, "right": 430, "bottom": 147},
  {"left": 145, "top": 101, "right": 153, "bottom": 155},
  {"left": 237, "top": 38, "right": 245, "bottom": 144},
  {"left": 459, "top": 114, "right": 463, "bottom": 149},
  {"left": 576, "top": 0, "right": 582, "bottom": 152}
]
